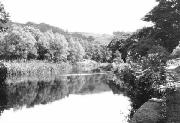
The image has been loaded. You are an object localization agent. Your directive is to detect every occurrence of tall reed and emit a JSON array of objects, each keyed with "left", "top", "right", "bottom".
[{"left": 3, "top": 60, "right": 72, "bottom": 83}]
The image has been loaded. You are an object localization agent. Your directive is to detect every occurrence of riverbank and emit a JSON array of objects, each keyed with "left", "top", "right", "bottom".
[
  {"left": 4, "top": 60, "right": 73, "bottom": 78},
  {"left": 129, "top": 58, "right": 180, "bottom": 123},
  {"left": 0, "top": 59, "right": 111, "bottom": 83}
]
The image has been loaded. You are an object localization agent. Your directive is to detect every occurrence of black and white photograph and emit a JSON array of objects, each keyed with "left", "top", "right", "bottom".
[{"left": 0, "top": 0, "right": 179, "bottom": 122}]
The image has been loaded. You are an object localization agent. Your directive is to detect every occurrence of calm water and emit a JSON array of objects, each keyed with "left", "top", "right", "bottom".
[{"left": 0, "top": 73, "right": 131, "bottom": 123}]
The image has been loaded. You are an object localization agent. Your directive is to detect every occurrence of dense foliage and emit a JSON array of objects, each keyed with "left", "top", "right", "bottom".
[
  {"left": 106, "top": 0, "right": 180, "bottom": 119},
  {"left": 85, "top": 44, "right": 112, "bottom": 62},
  {"left": 0, "top": 20, "right": 115, "bottom": 63},
  {"left": 107, "top": 38, "right": 130, "bottom": 62},
  {"left": 108, "top": 0, "right": 180, "bottom": 62},
  {"left": 143, "top": 0, "right": 180, "bottom": 53},
  {"left": 0, "top": 2, "right": 9, "bottom": 32},
  {"left": 108, "top": 48, "right": 168, "bottom": 118},
  {"left": 0, "top": 23, "right": 91, "bottom": 63}
]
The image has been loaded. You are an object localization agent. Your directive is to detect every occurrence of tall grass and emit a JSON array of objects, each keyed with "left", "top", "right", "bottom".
[{"left": 3, "top": 60, "right": 72, "bottom": 83}]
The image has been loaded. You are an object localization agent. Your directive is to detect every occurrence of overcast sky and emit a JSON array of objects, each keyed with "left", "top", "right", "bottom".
[{"left": 2, "top": 0, "right": 157, "bottom": 34}]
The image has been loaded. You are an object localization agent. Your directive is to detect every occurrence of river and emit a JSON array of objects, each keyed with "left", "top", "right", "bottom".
[{"left": 0, "top": 73, "right": 131, "bottom": 123}]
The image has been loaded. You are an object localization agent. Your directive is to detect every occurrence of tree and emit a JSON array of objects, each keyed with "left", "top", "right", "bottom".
[
  {"left": 24, "top": 26, "right": 47, "bottom": 60},
  {"left": 24, "top": 26, "right": 42, "bottom": 41},
  {"left": 107, "top": 38, "right": 132, "bottom": 62},
  {"left": 143, "top": 0, "right": 180, "bottom": 52},
  {"left": 85, "top": 44, "right": 112, "bottom": 62},
  {"left": 67, "top": 37, "right": 85, "bottom": 63},
  {"left": 126, "top": 27, "right": 157, "bottom": 61},
  {"left": 1, "top": 24, "right": 37, "bottom": 60},
  {"left": 0, "top": 2, "right": 9, "bottom": 32},
  {"left": 52, "top": 33, "right": 69, "bottom": 62},
  {"left": 111, "top": 0, "right": 180, "bottom": 62},
  {"left": 43, "top": 31, "right": 70, "bottom": 62}
]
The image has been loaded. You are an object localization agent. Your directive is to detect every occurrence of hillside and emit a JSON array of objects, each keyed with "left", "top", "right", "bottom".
[{"left": 78, "top": 32, "right": 113, "bottom": 45}]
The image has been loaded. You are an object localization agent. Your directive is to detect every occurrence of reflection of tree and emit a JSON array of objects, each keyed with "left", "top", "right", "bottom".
[
  {"left": 0, "top": 86, "right": 7, "bottom": 116},
  {"left": 67, "top": 76, "right": 86, "bottom": 93},
  {"left": 0, "top": 63, "right": 8, "bottom": 116},
  {"left": 0, "top": 74, "right": 109, "bottom": 115},
  {"left": 77, "top": 74, "right": 110, "bottom": 94},
  {"left": 6, "top": 78, "right": 68, "bottom": 108}
]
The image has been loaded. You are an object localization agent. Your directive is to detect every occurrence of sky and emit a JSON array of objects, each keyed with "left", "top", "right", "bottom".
[{"left": 2, "top": 0, "right": 158, "bottom": 34}]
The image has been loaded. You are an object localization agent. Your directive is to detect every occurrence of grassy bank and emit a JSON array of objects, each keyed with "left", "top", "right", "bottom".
[
  {"left": 3, "top": 60, "right": 72, "bottom": 80},
  {"left": 1, "top": 59, "right": 108, "bottom": 83}
]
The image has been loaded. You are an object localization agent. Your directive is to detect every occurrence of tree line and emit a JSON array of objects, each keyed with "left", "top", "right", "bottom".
[
  {"left": 1, "top": 0, "right": 180, "bottom": 64},
  {"left": 0, "top": 22, "right": 114, "bottom": 63}
]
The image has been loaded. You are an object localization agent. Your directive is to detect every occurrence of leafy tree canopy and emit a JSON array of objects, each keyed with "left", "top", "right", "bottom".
[
  {"left": 143, "top": 0, "right": 180, "bottom": 52},
  {"left": 0, "top": 2, "right": 9, "bottom": 32},
  {"left": 108, "top": 0, "right": 180, "bottom": 62}
]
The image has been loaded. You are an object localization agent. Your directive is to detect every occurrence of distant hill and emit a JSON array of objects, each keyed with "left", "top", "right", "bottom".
[
  {"left": 79, "top": 32, "right": 113, "bottom": 45},
  {"left": 25, "top": 22, "right": 68, "bottom": 35},
  {"left": 112, "top": 31, "right": 132, "bottom": 39}
]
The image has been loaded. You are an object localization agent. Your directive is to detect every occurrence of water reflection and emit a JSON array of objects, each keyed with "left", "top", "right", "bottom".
[
  {"left": 0, "top": 85, "right": 7, "bottom": 116},
  {"left": 0, "top": 72, "right": 132, "bottom": 123},
  {"left": 1, "top": 92, "right": 131, "bottom": 123},
  {"left": 0, "top": 74, "right": 110, "bottom": 116}
]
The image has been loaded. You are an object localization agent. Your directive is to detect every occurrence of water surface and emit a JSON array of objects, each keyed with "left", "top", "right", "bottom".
[{"left": 0, "top": 73, "right": 131, "bottom": 123}]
